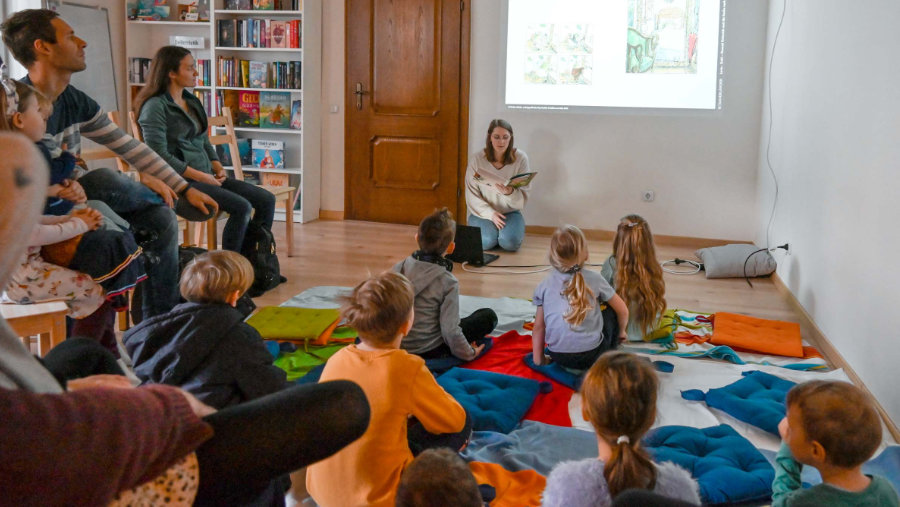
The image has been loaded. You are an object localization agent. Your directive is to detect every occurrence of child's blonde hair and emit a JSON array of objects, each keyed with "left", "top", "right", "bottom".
[
  {"left": 786, "top": 380, "right": 881, "bottom": 468},
  {"left": 612, "top": 215, "right": 666, "bottom": 337},
  {"left": 581, "top": 351, "right": 659, "bottom": 497},
  {"left": 179, "top": 250, "right": 254, "bottom": 304},
  {"left": 341, "top": 271, "right": 414, "bottom": 345},
  {"left": 0, "top": 80, "right": 43, "bottom": 131},
  {"left": 549, "top": 225, "right": 594, "bottom": 327}
]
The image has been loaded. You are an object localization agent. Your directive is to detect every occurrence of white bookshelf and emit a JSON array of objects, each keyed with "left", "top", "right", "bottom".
[{"left": 124, "top": 0, "right": 321, "bottom": 223}]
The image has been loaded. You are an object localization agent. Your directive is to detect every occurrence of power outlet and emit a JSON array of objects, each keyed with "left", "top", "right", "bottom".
[{"left": 642, "top": 190, "right": 655, "bottom": 202}]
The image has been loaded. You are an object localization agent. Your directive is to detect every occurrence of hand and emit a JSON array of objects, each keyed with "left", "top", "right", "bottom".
[
  {"left": 178, "top": 389, "right": 217, "bottom": 418},
  {"left": 191, "top": 170, "right": 223, "bottom": 187},
  {"left": 491, "top": 212, "right": 506, "bottom": 230},
  {"left": 185, "top": 187, "right": 218, "bottom": 216},
  {"left": 471, "top": 342, "right": 485, "bottom": 358},
  {"left": 139, "top": 173, "right": 176, "bottom": 208},
  {"left": 66, "top": 374, "right": 134, "bottom": 391},
  {"left": 778, "top": 417, "right": 789, "bottom": 440},
  {"left": 57, "top": 180, "right": 87, "bottom": 204},
  {"left": 618, "top": 334, "right": 628, "bottom": 343},
  {"left": 70, "top": 207, "right": 103, "bottom": 230},
  {"left": 533, "top": 353, "right": 544, "bottom": 366},
  {"left": 211, "top": 161, "right": 228, "bottom": 183},
  {"left": 494, "top": 183, "right": 514, "bottom": 196}
]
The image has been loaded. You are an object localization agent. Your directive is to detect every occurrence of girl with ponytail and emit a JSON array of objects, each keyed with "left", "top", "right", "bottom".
[
  {"left": 542, "top": 352, "right": 700, "bottom": 506},
  {"left": 532, "top": 225, "right": 629, "bottom": 370},
  {"left": 601, "top": 214, "right": 667, "bottom": 342}
]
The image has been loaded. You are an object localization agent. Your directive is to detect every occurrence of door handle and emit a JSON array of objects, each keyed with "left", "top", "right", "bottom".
[{"left": 354, "top": 82, "right": 368, "bottom": 110}]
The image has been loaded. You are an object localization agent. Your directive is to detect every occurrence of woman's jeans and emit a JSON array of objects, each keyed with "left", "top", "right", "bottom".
[
  {"left": 468, "top": 211, "right": 525, "bottom": 252},
  {"left": 190, "top": 178, "right": 276, "bottom": 252}
]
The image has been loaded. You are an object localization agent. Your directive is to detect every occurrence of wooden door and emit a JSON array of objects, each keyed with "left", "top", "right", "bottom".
[{"left": 345, "top": 0, "right": 469, "bottom": 224}]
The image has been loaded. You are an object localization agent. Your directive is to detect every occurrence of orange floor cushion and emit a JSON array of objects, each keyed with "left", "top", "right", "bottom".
[{"left": 711, "top": 312, "right": 803, "bottom": 358}]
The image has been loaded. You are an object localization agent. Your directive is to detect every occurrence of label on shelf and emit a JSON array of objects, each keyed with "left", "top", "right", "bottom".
[{"left": 170, "top": 35, "right": 205, "bottom": 49}]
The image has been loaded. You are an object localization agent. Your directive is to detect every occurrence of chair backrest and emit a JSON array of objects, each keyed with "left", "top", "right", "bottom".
[
  {"left": 207, "top": 106, "right": 245, "bottom": 181},
  {"left": 127, "top": 110, "right": 143, "bottom": 143}
]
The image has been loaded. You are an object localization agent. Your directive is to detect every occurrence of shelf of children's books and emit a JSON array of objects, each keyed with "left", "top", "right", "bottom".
[
  {"left": 216, "top": 86, "right": 301, "bottom": 93},
  {"left": 216, "top": 125, "right": 302, "bottom": 135},
  {"left": 224, "top": 166, "right": 301, "bottom": 175},
  {"left": 214, "top": 47, "right": 302, "bottom": 53},
  {"left": 214, "top": 10, "right": 302, "bottom": 16},
  {"left": 129, "top": 82, "right": 212, "bottom": 90},
  {"left": 127, "top": 20, "right": 210, "bottom": 26}
]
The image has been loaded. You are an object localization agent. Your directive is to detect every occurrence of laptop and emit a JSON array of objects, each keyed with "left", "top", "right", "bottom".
[{"left": 448, "top": 225, "right": 499, "bottom": 267}]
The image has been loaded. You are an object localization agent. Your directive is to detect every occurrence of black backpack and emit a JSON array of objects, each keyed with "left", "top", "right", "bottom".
[{"left": 241, "top": 222, "right": 286, "bottom": 297}]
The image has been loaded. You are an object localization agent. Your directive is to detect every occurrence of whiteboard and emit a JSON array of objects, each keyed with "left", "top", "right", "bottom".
[{"left": 49, "top": 1, "right": 119, "bottom": 112}]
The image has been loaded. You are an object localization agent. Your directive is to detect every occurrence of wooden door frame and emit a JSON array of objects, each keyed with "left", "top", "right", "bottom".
[{"left": 343, "top": 0, "right": 471, "bottom": 221}]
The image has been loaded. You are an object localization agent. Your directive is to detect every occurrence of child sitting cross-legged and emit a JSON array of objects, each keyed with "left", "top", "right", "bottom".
[
  {"left": 542, "top": 352, "right": 700, "bottom": 506},
  {"left": 307, "top": 271, "right": 473, "bottom": 507},
  {"left": 773, "top": 380, "right": 899, "bottom": 506},
  {"left": 393, "top": 207, "right": 497, "bottom": 361},
  {"left": 123, "top": 250, "right": 289, "bottom": 409}
]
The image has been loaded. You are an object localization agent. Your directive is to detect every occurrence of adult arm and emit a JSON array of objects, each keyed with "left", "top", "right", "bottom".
[
  {"left": 439, "top": 280, "right": 478, "bottom": 360},
  {"left": 409, "top": 362, "right": 467, "bottom": 434},
  {"left": 0, "top": 385, "right": 213, "bottom": 506},
  {"left": 771, "top": 442, "right": 806, "bottom": 507},
  {"left": 492, "top": 151, "right": 530, "bottom": 210},
  {"left": 464, "top": 157, "right": 499, "bottom": 219},
  {"left": 80, "top": 109, "right": 189, "bottom": 193}
]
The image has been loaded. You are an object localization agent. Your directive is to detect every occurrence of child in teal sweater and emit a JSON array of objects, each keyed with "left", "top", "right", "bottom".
[{"left": 773, "top": 380, "right": 899, "bottom": 506}]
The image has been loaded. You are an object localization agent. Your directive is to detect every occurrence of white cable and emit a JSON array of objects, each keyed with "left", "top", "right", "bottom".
[
  {"left": 765, "top": 0, "right": 788, "bottom": 249},
  {"left": 460, "top": 262, "right": 552, "bottom": 275},
  {"left": 661, "top": 259, "right": 703, "bottom": 275}
]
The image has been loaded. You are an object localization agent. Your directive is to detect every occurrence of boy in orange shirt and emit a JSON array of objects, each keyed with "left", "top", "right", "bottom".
[{"left": 306, "top": 271, "right": 471, "bottom": 507}]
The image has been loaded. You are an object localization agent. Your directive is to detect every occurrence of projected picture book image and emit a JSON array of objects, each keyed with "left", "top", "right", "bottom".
[
  {"left": 523, "top": 24, "right": 593, "bottom": 85},
  {"left": 626, "top": 0, "right": 699, "bottom": 74}
]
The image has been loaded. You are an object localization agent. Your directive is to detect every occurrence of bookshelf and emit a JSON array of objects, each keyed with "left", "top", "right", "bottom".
[{"left": 124, "top": 0, "right": 321, "bottom": 224}]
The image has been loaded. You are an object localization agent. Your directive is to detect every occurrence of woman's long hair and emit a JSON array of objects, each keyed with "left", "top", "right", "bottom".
[
  {"left": 581, "top": 352, "right": 659, "bottom": 497},
  {"left": 549, "top": 225, "right": 594, "bottom": 327},
  {"left": 612, "top": 215, "right": 666, "bottom": 337},
  {"left": 132, "top": 45, "right": 192, "bottom": 120},
  {"left": 483, "top": 118, "right": 517, "bottom": 165}
]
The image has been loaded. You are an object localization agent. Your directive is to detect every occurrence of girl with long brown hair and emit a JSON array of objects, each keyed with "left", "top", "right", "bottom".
[
  {"left": 532, "top": 225, "right": 629, "bottom": 371},
  {"left": 541, "top": 352, "right": 700, "bottom": 506},
  {"left": 601, "top": 214, "right": 667, "bottom": 342}
]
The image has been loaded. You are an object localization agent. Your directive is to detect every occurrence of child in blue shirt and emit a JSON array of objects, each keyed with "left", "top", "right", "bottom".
[{"left": 532, "top": 225, "right": 629, "bottom": 371}]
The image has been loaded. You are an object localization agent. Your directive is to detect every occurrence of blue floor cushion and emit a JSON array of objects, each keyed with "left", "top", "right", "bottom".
[
  {"left": 437, "top": 368, "right": 542, "bottom": 434},
  {"left": 644, "top": 424, "right": 775, "bottom": 505},
  {"left": 681, "top": 370, "right": 796, "bottom": 436},
  {"left": 522, "top": 354, "right": 582, "bottom": 389}
]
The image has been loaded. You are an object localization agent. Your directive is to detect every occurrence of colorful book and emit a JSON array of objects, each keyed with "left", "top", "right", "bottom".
[
  {"left": 221, "top": 90, "right": 240, "bottom": 122},
  {"left": 252, "top": 139, "right": 284, "bottom": 168},
  {"left": 238, "top": 90, "right": 260, "bottom": 127},
  {"left": 259, "top": 91, "right": 291, "bottom": 129},
  {"left": 270, "top": 21, "right": 287, "bottom": 48},
  {"left": 290, "top": 99, "right": 302, "bottom": 130},
  {"left": 253, "top": 0, "right": 274, "bottom": 9},
  {"left": 248, "top": 60, "right": 267, "bottom": 88},
  {"left": 218, "top": 20, "right": 236, "bottom": 47}
]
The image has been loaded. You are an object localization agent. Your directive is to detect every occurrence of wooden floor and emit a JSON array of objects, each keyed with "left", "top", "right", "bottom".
[{"left": 258, "top": 219, "right": 806, "bottom": 334}]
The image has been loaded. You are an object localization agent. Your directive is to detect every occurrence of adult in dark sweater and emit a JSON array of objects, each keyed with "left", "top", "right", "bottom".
[{"left": 2, "top": 9, "right": 219, "bottom": 318}]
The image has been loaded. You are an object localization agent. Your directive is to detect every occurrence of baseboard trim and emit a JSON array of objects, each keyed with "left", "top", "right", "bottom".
[
  {"left": 772, "top": 273, "right": 900, "bottom": 442},
  {"left": 319, "top": 210, "right": 345, "bottom": 220},
  {"left": 524, "top": 225, "right": 748, "bottom": 249}
]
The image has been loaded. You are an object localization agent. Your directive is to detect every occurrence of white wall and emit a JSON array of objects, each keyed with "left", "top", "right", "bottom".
[
  {"left": 468, "top": 1, "right": 769, "bottom": 239},
  {"left": 756, "top": 0, "right": 900, "bottom": 422}
]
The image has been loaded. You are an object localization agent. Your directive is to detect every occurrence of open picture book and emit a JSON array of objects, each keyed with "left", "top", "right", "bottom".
[{"left": 474, "top": 170, "right": 537, "bottom": 189}]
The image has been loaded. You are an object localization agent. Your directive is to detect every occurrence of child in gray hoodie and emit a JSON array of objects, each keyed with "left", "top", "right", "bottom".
[{"left": 393, "top": 208, "right": 497, "bottom": 361}]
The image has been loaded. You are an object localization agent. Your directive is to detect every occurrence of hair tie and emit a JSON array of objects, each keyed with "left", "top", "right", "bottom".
[
  {"left": 0, "top": 61, "right": 19, "bottom": 120},
  {"left": 567, "top": 264, "right": 582, "bottom": 274},
  {"left": 616, "top": 435, "right": 630, "bottom": 445},
  {"left": 626, "top": 221, "right": 639, "bottom": 228}
]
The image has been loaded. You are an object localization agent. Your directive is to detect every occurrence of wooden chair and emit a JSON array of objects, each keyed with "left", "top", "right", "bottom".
[
  {"left": 128, "top": 108, "right": 296, "bottom": 256},
  {"left": 1, "top": 301, "right": 68, "bottom": 356}
]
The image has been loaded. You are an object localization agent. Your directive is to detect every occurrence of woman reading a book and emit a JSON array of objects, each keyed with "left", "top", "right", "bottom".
[
  {"left": 134, "top": 46, "right": 275, "bottom": 253},
  {"left": 464, "top": 119, "right": 534, "bottom": 252}
]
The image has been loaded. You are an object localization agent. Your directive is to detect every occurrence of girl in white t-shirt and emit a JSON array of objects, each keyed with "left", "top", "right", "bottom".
[{"left": 532, "top": 225, "right": 629, "bottom": 371}]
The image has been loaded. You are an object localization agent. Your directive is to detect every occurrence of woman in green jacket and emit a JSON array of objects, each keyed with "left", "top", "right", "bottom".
[{"left": 134, "top": 46, "right": 275, "bottom": 252}]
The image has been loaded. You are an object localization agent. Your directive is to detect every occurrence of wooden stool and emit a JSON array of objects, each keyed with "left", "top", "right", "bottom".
[{"left": 1, "top": 302, "right": 68, "bottom": 356}]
